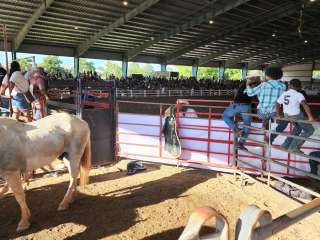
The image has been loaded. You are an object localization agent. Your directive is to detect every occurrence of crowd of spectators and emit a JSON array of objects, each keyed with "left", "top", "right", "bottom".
[
  {"left": 42, "top": 71, "right": 244, "bottom": 91},
  {"left": 113, "top": 76, "right": 242, "bottom": 90}
]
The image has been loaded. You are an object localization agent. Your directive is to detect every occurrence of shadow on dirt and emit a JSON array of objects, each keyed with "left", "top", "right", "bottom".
[{"left": 0, "top": 168, "right": 216, "bottom": 239}]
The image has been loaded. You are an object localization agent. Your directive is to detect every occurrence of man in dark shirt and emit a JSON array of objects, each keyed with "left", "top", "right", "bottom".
[{"left": 223, "top": 71, "right": 261, "bottom": 150}]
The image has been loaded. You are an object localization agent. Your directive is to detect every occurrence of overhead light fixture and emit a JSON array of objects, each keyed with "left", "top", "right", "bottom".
[
  {"left": 302, "top": 57, "right": 305, "bottom": 60},
  {"left": 304, "top": 39, "right": 308, "bottom": 43},
  {"left": 74, "top": 26, "right": 79, "bottom": 30},
  {"left": 209, "top": 20, "right": 214, "bottom": 24},
  {"left": 123, "top": 1, "right": 128, "bottom": 6},
  {"left": 310, "top": 0, "right": 316, "bottom": 2},
  {"left": 272, "top": 32, "right": 276, "bottom": 37},
  {"left": 150, "top": 36, "right": 155, "bottom": 41}
]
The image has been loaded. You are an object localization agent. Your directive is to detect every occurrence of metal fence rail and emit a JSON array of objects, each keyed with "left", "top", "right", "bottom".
[
  {"left": 232, "top": 114, "right": 320, "bottom": 239},
  {"left": 234, "top": 113, "right": 320, "bottom": 194},
  {"left": 116, "top": 89, "right": 235, "bottom": 98}
]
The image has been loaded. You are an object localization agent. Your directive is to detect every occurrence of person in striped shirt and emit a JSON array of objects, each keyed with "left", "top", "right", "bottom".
[{"left": 245, "top": 67, "right": 286, "bottom": 129}]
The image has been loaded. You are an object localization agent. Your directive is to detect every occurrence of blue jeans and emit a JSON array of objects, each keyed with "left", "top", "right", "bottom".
[
  {"left": 281, "top": 112, "right": 314, "bottom": 150},
  {"left": 223, "top": 103, "right": 251, "bottom": 144},
  {"left": 309, "top": 151, "right": 320, "bottom": 175},
  {"left": 257, "top": 110, "right": 277, "bottom": 129},
  {"left": 270, "top": 120, "right": 289, "bottom": 143}
]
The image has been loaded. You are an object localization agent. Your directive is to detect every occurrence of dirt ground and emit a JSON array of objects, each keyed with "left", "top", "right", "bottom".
[{"left": 1, "top": 161, "right": 320, "bottom": 240}]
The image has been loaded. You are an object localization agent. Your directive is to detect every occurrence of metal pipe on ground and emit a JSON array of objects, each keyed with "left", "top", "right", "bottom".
[{"left": 251, "top": 198, "right": 320, "bottom": 240}]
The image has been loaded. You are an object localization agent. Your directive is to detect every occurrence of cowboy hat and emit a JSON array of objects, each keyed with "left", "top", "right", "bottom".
[{"left": 247, "top": 70, "right": 262, "bottom": 78}]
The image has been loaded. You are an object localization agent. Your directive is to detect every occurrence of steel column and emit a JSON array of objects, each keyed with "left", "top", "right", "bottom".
[
  {"left": 219, "top": 62, "right": 225, "bottom": 81},
  {"left": 241, "top": 63, "right": 248, "bottom": 81},
  {"left": 161, "top": 58, "right": 167, "bottom": 72},
  {"left": 74, "top": 56, "right": 79, "bottom": 77},
  {"left": 122, "top": 59, "right": 128, "bottom": 77},
  {"left": 192, "top": 60, "right": 199, "bottom": 78}
]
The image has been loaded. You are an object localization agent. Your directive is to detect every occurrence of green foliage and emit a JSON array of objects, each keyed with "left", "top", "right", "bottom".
[
  {"left": 17, "top": 59, "right": 29, "bottom": 71},
  {"left": 177, "top": 65, "right": 192, "bottom": 77},
  {"left": 71, "top": 58, "right": 96, "bottom": 74},
  {"left": 197, "top": 67, "right": 219, "bottom": 79},
  {"left": 142, "top": 64, "right": 155, "bottom": 76},
  {"left": 225, "top": 68, "right": 242, "bottom": 80},
  {"left": 99, "top": 61, "right": 122, "bottom": 78},
  {"left": 40, "top": 55, "right": 65, "bottom": 74},
  {"left": 128, "top": 62, "right": 155, "bottom": 76},
  {"left": 313, "top": 70, "right": 320, "bottom": 78},
  {"left": 79, "top": 58, "right": 96, "bottom": 72}
]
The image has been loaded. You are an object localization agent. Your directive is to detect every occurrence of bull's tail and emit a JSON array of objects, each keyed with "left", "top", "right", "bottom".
[{"left": 79, "top": 137, "right": 91, "bottom": 187}]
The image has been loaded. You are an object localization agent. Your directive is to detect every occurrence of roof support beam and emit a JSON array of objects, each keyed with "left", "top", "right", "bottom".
[
  {"left": 249, "top": 46, "right": 320, "bottom": 69},
  {"left": 165, "top": 2, "right": 301, "bottom": 64},
  {"left": 13, "top": 0, "right": 55, "bottom": 51},
  {"left": 76, "top": 0, "right": 160, "bottom": 56},
  {"left": 126, "top": 0, "right": 251, "bottom": 61},
  {"left": 198, "top": 35, "right": 277, "bottom": 66},
  {"left": 266, "top": 51, "right": 320, "bottom": 68}
]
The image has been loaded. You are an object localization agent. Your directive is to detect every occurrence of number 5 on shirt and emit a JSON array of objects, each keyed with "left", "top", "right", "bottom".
[{"left": 284, "top": 95, "right": 290, "bottom": 105}]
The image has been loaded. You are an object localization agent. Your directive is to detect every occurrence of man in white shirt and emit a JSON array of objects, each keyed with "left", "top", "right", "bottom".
[{"left": 276, "top": 78, "right": 314, "bottom": 152}]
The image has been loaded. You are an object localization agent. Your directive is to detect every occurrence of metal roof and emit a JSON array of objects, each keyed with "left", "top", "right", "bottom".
[{"left": 0, "top": 0, "right": 320, "bottom": 69}]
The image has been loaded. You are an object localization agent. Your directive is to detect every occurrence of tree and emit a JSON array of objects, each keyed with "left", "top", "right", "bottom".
[
  {"left": 71, "top": 58, "right": 96, "bottom": 74},
  {"left": 177, "top": 65, "right": 192, "bottom": 77},
  {"left": 40, "top": 55, "right": 65, "bottom": 73},
  {"left": 313, "top": 70, "right": 320, "bottom": 79},
  {"left": 197, "top": 67, "right": 219, "bottom": 79},
  {"left": 17, "top": 59, "right": 29, "bottom": 71},
  {"left": 225, "top": 68, "right": 242, "bottom": 80},
  {"left": 79, "top": 58, "right": 95, "bottom": 72},
  {"left": 99, "top": 61, "right": 122, "bottom": 78},
  {"left": 128, "top": 62, "right": 143, "bottom": 75},
  {"left": 142, "top": 64, "right": 155, "bottom": 76}
]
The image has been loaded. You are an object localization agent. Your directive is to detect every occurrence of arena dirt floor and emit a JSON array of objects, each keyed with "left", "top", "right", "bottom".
[{"left": 1, "top": 160, "right": 320, "bottom": 240}]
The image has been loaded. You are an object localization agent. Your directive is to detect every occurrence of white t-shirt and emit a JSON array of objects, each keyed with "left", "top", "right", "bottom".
[
  {"left": 179, "top": 108, "right": 198, "bottom": 118},
  {"left": 277, "top": 89, "right": 305, "bottom": 116},
  {"left": 2, "top": 71, "right": 29, "bottom": 96}
]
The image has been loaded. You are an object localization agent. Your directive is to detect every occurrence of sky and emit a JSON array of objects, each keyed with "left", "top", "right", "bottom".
[{"left": 0, "top": 51, "right": 163, "bottom": 71}]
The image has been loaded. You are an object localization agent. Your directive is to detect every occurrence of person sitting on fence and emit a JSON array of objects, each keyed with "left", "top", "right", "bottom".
[
  {"left": 270, "top": 80, "right": 307, "bottom": 144},
  {"left": 276, "top": 78, "right": 314, "bottom": 153},
  {"left": 245, "top": 67, "right": 286, "bottom": 131},
  {"left": 223, "top": 70, "right": 261, "bottom": 150}
]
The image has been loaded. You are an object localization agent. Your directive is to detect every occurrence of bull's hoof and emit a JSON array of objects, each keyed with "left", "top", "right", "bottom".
[
  {"left": 16, "top": 222, "right": 30, "bottom": 233},
  {"left": 57, "top": 203, "right": 69, "bottom": 211}
]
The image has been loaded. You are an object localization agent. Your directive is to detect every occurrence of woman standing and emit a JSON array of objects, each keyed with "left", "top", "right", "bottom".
[{"left": 0, "top": 61, "right": 32, "bottom": 122}]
